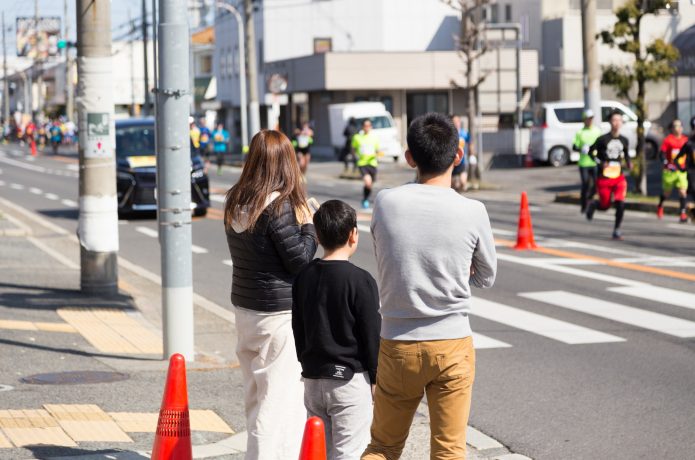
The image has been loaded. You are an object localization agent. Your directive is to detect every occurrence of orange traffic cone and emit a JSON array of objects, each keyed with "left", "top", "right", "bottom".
[
  {"left": 514, "top": 191, "right": 537, "bottom": 250},
  {"left": 151, "top": 353, "right": 192, "bottom": 460},
  {"left": 298, "top": 417, "right": 327, "bottom": 460}
]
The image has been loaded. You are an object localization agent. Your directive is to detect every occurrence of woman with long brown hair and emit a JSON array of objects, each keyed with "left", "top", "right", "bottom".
[{"left": 224, "top": 130, "right": 317, "bottom": 459}]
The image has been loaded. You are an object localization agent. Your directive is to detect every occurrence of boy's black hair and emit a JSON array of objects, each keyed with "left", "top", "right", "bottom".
[
  {"left": 407, "top": 112, "right": 459, "bottom": 175},
  {"left": 313, "top": 200, "right": 357, "bottom": 251}
]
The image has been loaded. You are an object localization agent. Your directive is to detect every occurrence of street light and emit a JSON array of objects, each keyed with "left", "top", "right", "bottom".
[{"left": 215, "top": 1, "right": 248, "bottom": 150}]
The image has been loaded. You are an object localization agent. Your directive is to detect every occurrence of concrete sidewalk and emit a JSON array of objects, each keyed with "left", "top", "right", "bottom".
[{"left": 0, "top": 197, "right": 529, "bottom": 459}]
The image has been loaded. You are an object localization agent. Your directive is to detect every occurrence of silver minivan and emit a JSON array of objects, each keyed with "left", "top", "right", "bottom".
[{"left": 528, "top": 100, "right": 660, "bottom": 167}]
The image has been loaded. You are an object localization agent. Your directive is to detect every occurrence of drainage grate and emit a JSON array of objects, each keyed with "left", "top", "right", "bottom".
[{"left": 20, "top": 371, "right": 130, "bottom": 385}]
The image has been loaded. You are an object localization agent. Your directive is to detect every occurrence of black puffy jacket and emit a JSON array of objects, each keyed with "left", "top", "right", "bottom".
[{"left": 226, "top": 199, "right": 318, "bottom": 312}]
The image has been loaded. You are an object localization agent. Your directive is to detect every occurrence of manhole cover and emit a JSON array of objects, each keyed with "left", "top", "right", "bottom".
[{"left": 20, "top": 371, "right": 129, "bottom": 385}]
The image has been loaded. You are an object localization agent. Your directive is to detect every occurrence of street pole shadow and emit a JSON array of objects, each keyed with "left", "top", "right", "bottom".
[
  {"left": 24, "top": 446, "right": 148, "bottom": 459},
  {"left": 0, "top": 282, "right": 134, "bottom": 312}
]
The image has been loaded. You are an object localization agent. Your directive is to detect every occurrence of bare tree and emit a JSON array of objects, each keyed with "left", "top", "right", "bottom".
[{"left": 445, "top": 0, "right": 491, "bottom": 179}]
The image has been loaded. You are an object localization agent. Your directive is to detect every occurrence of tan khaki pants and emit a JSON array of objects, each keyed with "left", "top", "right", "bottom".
[{"left": 362, "top": 336, "right": 475, "bottom": 460}]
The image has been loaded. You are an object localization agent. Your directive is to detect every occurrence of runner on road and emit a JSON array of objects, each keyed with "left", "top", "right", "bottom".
[
  {"left": 451, "top": 114, "right": 470, "bottom": 193},
  {"left": 658, "top": 119, "right": 689, "bottom": 222},
  {"left": 677, "top": 116, "right": 695, "bottom": 220},
  {"left": 352, "top": 119, "right": 381, "bottom": 209},
  {"left": 212, "top": 123, "right": 230, "bottom": 175},
  {"left": 292, "top": 122, "right": 314, "bottom": 175},
  {"left": 586, "top": 110, "right": 632, "bottom": 240},
  {"left": 572, "top": 109, "right": 602, "bottom": 213}
]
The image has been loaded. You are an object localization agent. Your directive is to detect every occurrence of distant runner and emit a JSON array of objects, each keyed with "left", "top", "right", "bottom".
[
  {"left": 572, "top": 109, "right": 601, "bottom": 213},
  {"left": 451, "top": 114, "right": 470, "bottom": 193},
  {"left": 657, "top": 119, "right": 689, "bottom": 223},
  {"left": 352, "top": 119, "right": 381, "bottom": 209},
  {"left": 586, "top": 110, "right": 632, "bottom": 240},
  {"left": 293, "top": 122, "right": 314, "bottom": 175}
]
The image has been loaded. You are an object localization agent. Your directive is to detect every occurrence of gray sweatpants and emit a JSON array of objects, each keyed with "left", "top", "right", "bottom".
[{"left": 303, "top": 372, "right": 373, "bottom": 460}]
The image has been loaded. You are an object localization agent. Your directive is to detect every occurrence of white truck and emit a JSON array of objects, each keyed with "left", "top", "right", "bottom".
[{"left": 327, "top": 102, "right": 403, "bottom": 162}]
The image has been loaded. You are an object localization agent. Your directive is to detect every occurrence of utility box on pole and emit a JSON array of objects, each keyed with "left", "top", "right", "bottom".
[
  {"left": 76, "top": 0, "right": 119, "bottom": 295},
  {"left": 156, "top": 0, "right": 194, "bottom": 361}
]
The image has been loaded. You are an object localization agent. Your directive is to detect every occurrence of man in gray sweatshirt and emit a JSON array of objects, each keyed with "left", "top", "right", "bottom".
[{"left": 362, "top": 112, "right": 497, "bottom": 460}]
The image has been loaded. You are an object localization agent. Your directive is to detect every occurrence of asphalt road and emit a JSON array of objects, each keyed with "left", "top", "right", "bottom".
[{"left": 1, "top": 145, "right": 695, "bottom": 459}]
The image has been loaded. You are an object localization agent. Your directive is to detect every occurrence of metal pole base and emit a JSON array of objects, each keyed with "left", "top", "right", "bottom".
[{"left": 80, "top": 248, "right": 119, "bottom": 296}]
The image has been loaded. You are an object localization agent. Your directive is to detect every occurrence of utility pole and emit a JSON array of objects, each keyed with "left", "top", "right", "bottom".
[
  {"left": 244, "top": 0, "right": 260, "bottom": 136},
  {"left": 35, "top": 0, "right": 43, "bottom": 120},
  {"left": 2, "top": 12, "right": 10, "bottom": 127},
  {"left": 156, "top": 0, "right": 194, "bottom": 361},
  {"left": 142, "top": 0, "right": 151, "bottom": 116},
  {"left": 581, "top": 0, "right": 601, "bottom": 122},
  {"left": 76, "top": 0, "right": 119, "bottom": 295},
  {"left": 64, "top": 0, "right": 74, "bottom": 121},
  {"left": 216, "top": 1, "right": 248, "bottom": 149}
]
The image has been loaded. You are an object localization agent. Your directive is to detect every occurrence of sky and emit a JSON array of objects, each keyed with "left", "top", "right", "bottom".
[{"left": 1, "top": 0, "right": 153, "bottom": 52}]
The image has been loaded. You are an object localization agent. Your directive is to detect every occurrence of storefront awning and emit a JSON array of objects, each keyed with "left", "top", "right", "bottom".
[{"left": 673, "top": 25, "right": 695, "bottom": 76}]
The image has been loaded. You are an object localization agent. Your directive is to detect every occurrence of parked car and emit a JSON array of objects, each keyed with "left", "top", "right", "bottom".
[
  {"left": 328, "top": 102, "right": 403, "bottom": 161},
  {"left": 528, "top": 100, "right": 661, "bottom": 167},
  {"left": 115, "top": 118, "right": 210, "bottom": 217}
]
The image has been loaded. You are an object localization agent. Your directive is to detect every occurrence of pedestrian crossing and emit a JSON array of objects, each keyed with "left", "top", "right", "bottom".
[{"left": 471, "top": 287, "right": 695, "bottom": 350}]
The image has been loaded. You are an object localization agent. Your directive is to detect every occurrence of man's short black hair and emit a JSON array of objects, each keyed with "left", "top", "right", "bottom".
[
  {"left": 313, "top": 200, "right": 357, "bottom": 251},
  {"left": 407, "top": 112, "right": 459, "bottom": 175},
  {"left": 609, "top": 110, "right": 623, "bottom": 121}
]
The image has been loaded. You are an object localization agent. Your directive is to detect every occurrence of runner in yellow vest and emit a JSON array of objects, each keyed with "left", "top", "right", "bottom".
[{"left": 351, "top": 119, "right": 381, "bottom": 209}]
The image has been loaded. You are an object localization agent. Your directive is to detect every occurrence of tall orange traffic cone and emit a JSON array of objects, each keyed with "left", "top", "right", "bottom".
[
  {"left": 151, "top": 353, "right": 192, "bottom": 460},
  {"left": 514, "top": 191, "right": 537, "bottom": 250},
  {"left": 298, "top": 417, "right": 327, "bottom": 460}
]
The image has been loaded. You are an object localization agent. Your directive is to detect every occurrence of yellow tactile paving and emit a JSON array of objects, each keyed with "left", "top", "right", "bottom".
[
  {"left": 44, "top": 404, "right": 132, "bottom": 443},
  {"left": 108, "top": 412, "right": 159, "bottom": 433},
  {"left": 0, "top": 409, "right": 76, "bottom": 447},
  {"left": 57, "top": 307, "right": 162, "bottom": 354},
  {"left": 0, "top": 430, "right": 11, "bottom": 448},
  {"left": 190, "top": 410, "right": 235, "bottom": 433},
  {"left": 108, "top": 410, "right": 234, "bottom": 434}
]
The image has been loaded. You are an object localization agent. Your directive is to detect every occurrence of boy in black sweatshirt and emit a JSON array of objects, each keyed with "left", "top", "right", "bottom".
[{"left": 292, "top": 199, "right": 381, "bottom": 460}]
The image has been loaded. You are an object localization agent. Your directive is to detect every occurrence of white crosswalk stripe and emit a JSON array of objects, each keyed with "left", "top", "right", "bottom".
[
  {"left": 222, "top": 260, "right": 233, "bottom": 267},
  {"left": 191, "top": 245, "right": 208, "bottom": 254},
  {"left": 521, "top": 291, "right": 695, "bottom": 338},
  {"left": 473, "top": 298, "right": 625, "bottom": 344},
  {"left": 607, "top": 286, "right": 695, "bottom": 311},
  {"left": 210, "top": 194, "right": 225, "bottom": 203},
  {"left": 472, "top": 333, "right": 512, "bottom": 349},
  {"left": 135, "top": 226, "right": 158, "bottom": 238}
]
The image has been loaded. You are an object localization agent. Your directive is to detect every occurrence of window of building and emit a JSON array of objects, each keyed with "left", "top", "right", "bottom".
[
  {"left": 314, "top": 38, "right": 332, "bottom": 54},
  {"left": 200, "top": 54, "right": 212, "bottom": 75},
  {"left": 505, "top": 4, "right": 512, "bottom": 22},
  {"left": 406, "top": 93, "right": 448, "bottom": 125},
  {"left": 486, "top": 4, "right": 499, "bottom": 23},
  {"left": 569, "top": 0, "right": 614, "bottom": 9}
]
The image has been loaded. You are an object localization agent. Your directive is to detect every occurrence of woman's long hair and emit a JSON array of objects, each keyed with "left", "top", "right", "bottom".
[{"left": 224, "top": 130, "right": 307, "bottom": 231}]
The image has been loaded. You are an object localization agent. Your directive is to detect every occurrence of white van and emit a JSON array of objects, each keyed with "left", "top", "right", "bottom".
[
  {"left": 328, "top": 102, "right": 403, "bottom": 161},
  {"left": 528, "top": 100, "right": 660, "bottom": 167}
]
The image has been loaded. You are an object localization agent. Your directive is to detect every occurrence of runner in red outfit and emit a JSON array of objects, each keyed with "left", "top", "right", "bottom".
[{"left": 586, "top": 110, "right": 632, "bottom": 240}]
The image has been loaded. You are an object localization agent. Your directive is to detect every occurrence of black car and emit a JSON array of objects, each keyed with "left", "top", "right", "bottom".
[{"left": 116, "top": 118, "right": 210, "bottom": 217}]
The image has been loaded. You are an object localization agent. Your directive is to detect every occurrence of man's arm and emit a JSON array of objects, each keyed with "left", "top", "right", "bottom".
[
  {"left": 623, "top": 137, "right": 632, "bottom": 171},
  {"left": 470, "top": 204, "right": 497, "bottom": 289},
  {"left": 572, "top": 131, "right": 581, "bottom": 152}
]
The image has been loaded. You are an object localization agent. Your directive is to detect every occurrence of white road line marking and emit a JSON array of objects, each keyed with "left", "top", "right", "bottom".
[
  {"left": 667, "top": 223, "right": 695, "bottom": 232},
  {"left": 10, "top": 183, "right": 24, "bottom": 190},
  {"left": 473, "top": 298, "right": 625, "bottom": 344},
  {"left": 210, "top": 194, "right": 225, "bottom": 203},
  {"left": 357, "top": 223, "right": 371, "bottom": 233},
  {"left": 66, "top": 164, "right": 79, "bottom": 171},
  {"left": 61, "top": 199, "right": 77, "bottom": 207},
  {"left": 191, "top": 245, "right": 208, "bottom": 254},
  {"left": 612, "top": 256, "right": 695, "bottom": 267},
  {"left": 608, "top": 286, "right": 695, "bottom": 311},
  {"left": 591, "top": 214, "right": 614, "bottom": 221},
  {"left": 0, "top": 180, "right": 5, "bottom": 186},
  {"left": 521, "top": 291, "right": 695, "bottom": 338},
  {"left": 0, "top": 155, "right": 47, "bottom": 172},
  {"left": 472, "top": 333, "right": 512, "bottom": 349},
  {"left": 135, "top": 226, "right": 159, "bottom": 238},
  {"left": 222, "top": 260, "right": 233, "bottom": 267},
  {"left": 492, "top": 228, "right": 516, "bottom": 236},
  {"left": 45, "top": 193, "right": 59, "bottom": 200},
  {"left": 29, "top": 187, "right": 43, "bottom": 194},
  {"left": 496, "top": 253, "right": 647, "bottom": 287},
  {"left": 27, "top": 237, "right": 80, "bottom": 270}
]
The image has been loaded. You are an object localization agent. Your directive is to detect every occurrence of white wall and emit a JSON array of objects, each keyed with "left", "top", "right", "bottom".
[{"left": 112, "top": 40, "right": 156, "bottom": 107}]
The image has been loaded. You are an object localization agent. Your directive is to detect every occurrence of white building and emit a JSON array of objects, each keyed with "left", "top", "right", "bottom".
[{"left": 214, "top": 0, "right": 539, "bottom": 155}]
